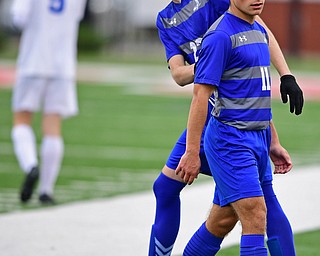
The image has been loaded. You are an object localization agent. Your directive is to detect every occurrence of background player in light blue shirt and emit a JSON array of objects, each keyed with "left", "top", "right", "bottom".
[{"left": 149, "top": 0, "right": 303, "bottom": 255}]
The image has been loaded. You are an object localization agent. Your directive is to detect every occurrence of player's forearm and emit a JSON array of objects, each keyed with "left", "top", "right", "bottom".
[
  {"left": 170, "top": 64, "right": 195, "bottom": 86},
  {"left": 169, "top": 55, "right": 195, "bottom": 86},
  {"left": 186, "top": 84, "right": 210, "bottom": 154},
  {"left": 270, "top": 120, "right": 281, "bottom": 148}
]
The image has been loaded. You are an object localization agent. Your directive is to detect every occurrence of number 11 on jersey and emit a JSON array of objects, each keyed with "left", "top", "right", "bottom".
[{"left": 260, "top": 66, "right": 271, "bottom": 91}]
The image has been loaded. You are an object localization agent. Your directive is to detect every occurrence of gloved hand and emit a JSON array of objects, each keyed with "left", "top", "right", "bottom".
[{"left": 280, "top": 74, "right": 304, "bottom": 115}]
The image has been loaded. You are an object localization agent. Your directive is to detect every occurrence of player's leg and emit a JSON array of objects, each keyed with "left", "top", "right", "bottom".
[
  {"left": 232, "top": 196, "right": 268, "bottom": 255},
  {"left": 12, "top": 111, "right": 38, "bottom": 173},
  {"left": 183, "top": 201, "right": 238, "bottom": 256},
  {"left": 12, "top": 111, "right": 39, "bottom": 202},
  {"left": 148, "top": 126, "right": 215, "bottom": 256},
  {"left": 38, "top": 78, "right": 77, "bottom": 204},
  {"left": 148, "top": 130, "right": 188, "bottom": 256},
  {"left": 262, "top": 177, "right": 296, "bottom": 255},
  {"left": 38, "top": 113, "right": 63, "bottom": 204},
  {"left": 206, "top": 203, "right": 238, "bottom": 237},
  {"left": 149, "top": 166, "right": 186, "bottom": 256},
  {"left": 203, "top": 119, "right": 269, "bottom": 255},
  {"left": 11, "top": 76, "right": 42, "bottom": 202},
  {"left": 232, "top": 131, "right": 270, "bottom": 256}
]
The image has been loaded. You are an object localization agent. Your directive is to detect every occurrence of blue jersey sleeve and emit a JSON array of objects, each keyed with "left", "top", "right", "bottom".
[
  {"left": 194, "top": 31, "right": 232, "bottom": 87},
  {"left": 156, "top": 14, "right": 184, "bottom": 62}
]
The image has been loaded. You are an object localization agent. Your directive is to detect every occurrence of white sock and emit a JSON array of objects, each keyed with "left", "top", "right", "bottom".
[
  {"left": 11, "top": 125, "right": 38, "bottom": 173},
  {"left": 39, "top": 136, "right": 64, "bottom": 196}
]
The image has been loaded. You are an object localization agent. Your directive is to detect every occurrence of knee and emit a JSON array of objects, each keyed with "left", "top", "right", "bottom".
[
  {"left": 153, "top": 175, "right": 166, "bottom": 197},
  {"left": 221, "top": 214, "right": 238, "bottom": 231},
  {"left": 153, "top": 173, "right": 185, "bottom": 198},
  {"left": 212, "top": 215, "right": 238, "bottom": 237},
  {"left": 206, "top": 205, "right": 239, "bottom": 237}
]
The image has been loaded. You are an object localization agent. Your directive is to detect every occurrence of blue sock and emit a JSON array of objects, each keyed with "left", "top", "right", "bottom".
[
  {"left": 263, "top": 182, "right": 296, "bottom": 256},
  {"left": 148, "top": 173, "right": 186, "bottom": 256},
  {"left": 183, "top": 222, "right": 223, "bottom": 256},
  {"left": 240, "top": 234, "right": 268, "bottom": 256}
]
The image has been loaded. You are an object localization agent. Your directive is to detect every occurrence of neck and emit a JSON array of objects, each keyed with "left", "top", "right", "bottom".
[{"left": 228, "top": 7, "right": 256, "bottom": 24}]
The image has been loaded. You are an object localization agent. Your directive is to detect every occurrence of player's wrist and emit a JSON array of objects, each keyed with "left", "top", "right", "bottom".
[
  {"left": 280, "top": 74, "right": 295, "bottom": 83},
  {"left": 185, "top": 147, "right": 199, "bottom": 155}
]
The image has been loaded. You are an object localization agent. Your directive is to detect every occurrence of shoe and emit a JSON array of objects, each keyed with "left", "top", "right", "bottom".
[
  {"left": 20, "top": 166, "right": 39, "bottom": 203},
  {"left": 39, "top": 194, "right": 55, "bottom": 205}
]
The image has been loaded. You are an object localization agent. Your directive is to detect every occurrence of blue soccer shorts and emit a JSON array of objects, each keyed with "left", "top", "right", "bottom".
[
  {"left": 205, "top": 118, "right": 271, "bottom": 206},
  {"left": 165, "top": 126, "right": 273, "bottom": 184},
  {"left": 213, "top": 159, "right": 273, "bottom": 205},
  {"left": 166, "top": 128, "right": 211, "bottom": 176}
]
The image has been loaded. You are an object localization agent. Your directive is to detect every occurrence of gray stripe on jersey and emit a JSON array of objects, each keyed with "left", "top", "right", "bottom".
[
  {"left": 205, "top": 13, "right": 226, "bottom": 35},
  {"left": 230, "top": 30, "right": 268, "bottom": 49},
  {"left": 219, "top": 97, "right": 271, "bottom": 110},
  {"left": 220, "top": 120, "right": 270, "bottom": 130},
  {"left": 160, "top": 0, "right": 209, "bottom": 28},
  {"left": 222, "top": 66, "right": 270, "bottom": 80}
]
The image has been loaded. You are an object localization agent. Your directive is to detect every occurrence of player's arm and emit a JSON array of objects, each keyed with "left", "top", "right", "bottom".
[
  {"left": 10, "top": 0, "right": 32, "bottom": 30},
  {"left": 269, "top": 120, "right": 293, "bottom": 174},
  {"left": 256, "top": 16, "right": 304, "bottom": 115},
  {"left": 168, "top": 55, "right": 195, "bottom": 86},
  {"left": 175, "top": 83, "right": 214, "bottom": 184},
  {"left": 76, "top": 0, "right": 87, "bottom": 21},
  {"left": 156, "top": 16, "right": 194, "bottom": 87},
  {"left": 256, "top": 16, "right": 290, "bottom": 76}
]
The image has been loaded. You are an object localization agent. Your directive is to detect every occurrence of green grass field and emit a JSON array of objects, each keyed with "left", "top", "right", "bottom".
[
  {"left": 0, "top": 84, "right": 192, "bottom": 212},
  {"left": 1, "top": 82, "right": 320, "bottom": 254}
]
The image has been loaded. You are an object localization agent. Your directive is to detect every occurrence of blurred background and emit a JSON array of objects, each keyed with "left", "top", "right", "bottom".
[
  {"left": 0, "top": 0, "right": 320, "bottom": 60},
  {"left": 0, "top": 0, "right": 169, "bottom": 60}
]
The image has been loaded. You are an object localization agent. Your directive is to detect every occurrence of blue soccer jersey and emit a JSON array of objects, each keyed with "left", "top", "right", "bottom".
[
  {"left": 156, "top": 0, "right": 229, "bottom": 64},
  {"left": 157, "top": 0, "right": 229, "bottom": 124},
  {"left": 195, "top": 12, "right": 272, "bottom": 130}
]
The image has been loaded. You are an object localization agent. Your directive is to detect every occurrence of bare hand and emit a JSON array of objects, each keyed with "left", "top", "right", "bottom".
[
  {"left": 175, "top": 152, "right": 200, "bottom": 185},
  {"left": 270, "top": 144, "right": 293, "bottom": 174}
]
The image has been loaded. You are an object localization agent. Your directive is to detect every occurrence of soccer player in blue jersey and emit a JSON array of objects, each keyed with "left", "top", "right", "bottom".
[
  {"left": 175, "top": 0, "right": 295, "bottom": 254},
  {"left": 148, "top": 0, "right": 303, "bottom": 255}
]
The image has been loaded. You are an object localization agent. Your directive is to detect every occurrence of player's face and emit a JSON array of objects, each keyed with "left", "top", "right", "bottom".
[
  {"left": 172, "top": 0, "right": 182, "bottom": 3},
  {"left": 230, "top": 0, "right": 265, "bottom": 23}
]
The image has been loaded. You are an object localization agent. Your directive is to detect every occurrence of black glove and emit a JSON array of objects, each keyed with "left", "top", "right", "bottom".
[{"left": 280, "top": 74, "right": 304, "bottom": 115}]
